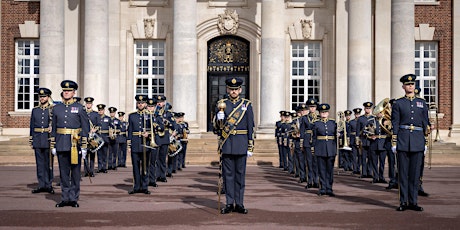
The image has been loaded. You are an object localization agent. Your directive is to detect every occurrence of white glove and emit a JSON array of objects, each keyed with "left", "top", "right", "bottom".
[
  {"left": 80, "top": 149, "right": 87, "bottom": 160},
  {"left": 391, "top": 146, "right": 396, "bottom": 154},
  {"left": 217, "top": 111, "right": 225, "bottom": 120},
  {"left": 51, "top": 148, "right": 57, "bottom": 156},
  {"left": 424, "top": 146, "right": 427, "bottom": 155},
  {"left": 247, "top": 151, "right": 253, "bottom": 158}
]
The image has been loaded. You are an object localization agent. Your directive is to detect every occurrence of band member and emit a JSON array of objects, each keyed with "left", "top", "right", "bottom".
[
  {"left": 127, "top": 95, "right": 151, "bottom": 194},
  {"left": 415, "top": 88, "right": 430, "bottom": 197},
  {"left": 155, "top": 95, "right": 174, "bottom": 182},
  {"left": 312, "top": 103, "right": 337, "bottom": 196},
  {"left": 294, "top": 105, "right": 307, "bottom": 183},
  {"left": 368, "top": 110, "right": 388, "bottom": 184},
  {"left": 385, "top": 99, "right": 398, "bottom": 190},
  {"left": 290, "top": 110, "right": 302, "bottom": 179},
  {"left": 176, "top": 112, "right": 190, "bottom": 170},
  {"left": 280, "top": 111, "right": 291, "bottom": 172},
  {"left": 357, "top": 102, "right": 375, "bottom": 178},
  {"left": 214, "top": 77, "right": 254, "bottom": 214},
  {"left": 301, "top": 98, "right": 319, "bottom": 189},
  {"left": 108, "top": 107, "right": 120, "bottom": 170},
  {"left": 339, "top": 110, "right": 353, "bottom": 171},
  {"left": 275, "top": 111, "right": 283, "bottom": 169},
  {"left": 146, "top": 97, "right": 160, "bottom": 187},
  {"left": 117, "top": 111, "right": 128, "bottom": 168},
  {"left": 29, "top": 87, "right": 55, "bottom": 194},
  {"left": 51, "top": 80, "right": 89, "bottom": 207},
  {"left": 350, "top": 108, "right": 362, "bottom": 174},
  {"left": 392, "top": 74, "right": 429, "bottom": 211},
  {"left": 84, "top": 97, "right": 99, "bottom": 177},
  {"left": 96, "top": 104, "right": 110, "bottom": 173}
]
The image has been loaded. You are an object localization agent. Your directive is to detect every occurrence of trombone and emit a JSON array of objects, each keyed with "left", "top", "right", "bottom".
[{"left": 337, "top": 111, "right": 352, "bottom": 151}]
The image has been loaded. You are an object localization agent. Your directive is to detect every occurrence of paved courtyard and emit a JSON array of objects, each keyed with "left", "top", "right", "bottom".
[{"left": 0, "top": 164, "right": 459, "bottom": 229}]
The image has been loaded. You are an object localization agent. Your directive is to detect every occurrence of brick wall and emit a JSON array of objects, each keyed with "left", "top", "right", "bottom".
[
  {"left": 1, "top": 0, "right": 40, "bottom": 128},
  {"left": 415, "top": 0, "right": 452, "bottom": 129}
]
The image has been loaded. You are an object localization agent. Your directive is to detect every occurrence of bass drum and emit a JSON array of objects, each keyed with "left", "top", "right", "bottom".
[{"left": 88, "top": 132, "right": 105, "bottom": 153}]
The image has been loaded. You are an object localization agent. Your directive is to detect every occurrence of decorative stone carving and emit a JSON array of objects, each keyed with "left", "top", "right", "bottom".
[
  {"left": 217, "top": 9, "right": 239, "bottom": 35},
  {"left": 144, "top": 18, "right": 155, "bottom": 38},
  {"left": 300, "top": 19, "right": 312, "bottom": 39}
]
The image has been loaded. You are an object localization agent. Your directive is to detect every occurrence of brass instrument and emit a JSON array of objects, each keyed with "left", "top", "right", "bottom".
[
  {"left": 109, "top": 126, "right": 117, "bottom": 140},
  {"left": 149, "top": 110, "right": 159, "bottom": 148},
  {"left": 289, "top": 117, "right": 300, "bottom": 139},
  {"left": 372, "top": 98, "right": 392, "bottom": 136},
  {"left": 337, "top": 111, "right": 352, "bottom": 151}
]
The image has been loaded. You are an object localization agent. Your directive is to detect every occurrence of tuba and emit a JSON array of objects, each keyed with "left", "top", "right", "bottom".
[
  {"left": 373, "top": 98, "right": 392, "bottom": 136},
  {"left": 168, "top": 135, "right": 183, "bottom": 157},
  {"left": 337, "top": 111, "right": 352, "bottom": 151}
]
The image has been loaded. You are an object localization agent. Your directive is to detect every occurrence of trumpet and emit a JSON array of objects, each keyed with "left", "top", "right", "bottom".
[{"left": 337, "top": 111, "right": 352, "bottom": 151}]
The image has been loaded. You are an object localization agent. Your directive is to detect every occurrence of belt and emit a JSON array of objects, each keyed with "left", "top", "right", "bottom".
[
  {"left": 317, "top": 136, "right": 335, "bottom": 140},
  {"left": 34, "top": 127, "right": 50, "bottom": 133},
  {"left": 119, "top": 132, "right": 126, "bottom": 135},
  {"left": 56, "top": 128, "right": 81, "bottom": 135},
  {"left": 100, "top": 130, "right": 109, "bottom": 134},
  {"left": 375, "top": 135, "right": 388, "bottom": 139},
  {"left": 222, "top": 129, "right": 248, "bottom": 139},
  {"left": 305, "top": 130, "right": 313, "bottom": 134},
  {"left": 349, "top": 132, "right": 356, "bottom": 135},
  {"left": 399, "top": 125, "right": 423, "bottom": 131},
  {"left": 56, "top": 128, "right": 81, "bottom": 165}
]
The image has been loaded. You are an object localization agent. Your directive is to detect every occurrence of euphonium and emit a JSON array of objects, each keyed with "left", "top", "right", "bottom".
[
  {"left": 373, "top": 98, "right": 392, "bottom": 136},
  {"left": 337, "top": 111, "right": 352, "bottom": 151}
]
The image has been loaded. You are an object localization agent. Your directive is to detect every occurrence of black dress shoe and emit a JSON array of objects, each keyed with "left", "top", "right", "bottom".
[
  {"left": 408, "top": 204, "right": 423, "bottom": 211},
  {"left": 56, "top": 201, "right": 69, "bottom": 207},
  {"left": 396, "top": 203, "right": 408, "bottom": 211},
  {"left": 385, "top": 184, "right": 396, "bottom": 190},
  {"left": 70, "top": 201, "right": 79, "bottom": 208},
  {"left": 172, "top": 170, "right": 177, "bottom": 173},
  {"left": 326, "top": 192, "right": 336, "bottom": 197},
  {"left": 220, "top": 204, "right": 234, "bottom": 214},
  {"left": 128, "top": 190, "right": 138, "bottom": 195},
  {"left": 182, "top": 165, "right": 186, "bottom": 168},
  {"left": 217, "top": 189, "right": 226, "bottom": 195},
  {"left": 157, "top": 177, "right": 168, "bottom": 182},
  {"left": 378, "top": 179, "right": 388, "bottom": 184},
  {"left": 305, "top": 183, "right": 313, "bottom": 189},
  {"left": 371, "top": 179, "right": 379, "bottom": 184},
  {"left": 313, "top": 183, "right": 319, "bottom": 188},
  {"left": 46, "top": 187, "right": 55, "bottom": 194},
  {"left": 235, "top": 205, "right": 248, "bottom": 214},
  {"left": 298, "top": 178, "right": 307, "bottom": 183},
  {"left": 83, "top": 173, "right": 89, "bottom": 177},
  {"left": 166, "top": 173, "right": 172, "bottom": 178},
  {"left": 418, "top": 190, "right": 429, "bottom": 197},
  {"left": 90, "top": 173, "right": 95, "bottom": 177},
  {"left": 149, "top": 182, "right": 158, "bottom": 187},
  {"left": 352, "top": 171, "right": 361, "bottom": 175},
  {"left": 317, "top": 191, "right": 326, "bottom": 196},
  {"left": 143, "top": 190, "right": 151, "bottom": 195},
  {"left": 32, "top": 188, "right": 43, "bottom": 194},
  {"left": 177, "top": 168, "right": 182, "bottom": 171}
]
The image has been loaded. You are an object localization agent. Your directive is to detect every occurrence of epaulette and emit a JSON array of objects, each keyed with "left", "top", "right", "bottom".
[
  {"left": 217, "top": 98, "right": 228, "bottom": 104},
  {"left": 416, "top": 96, "right": 426, "bottom": 100}
]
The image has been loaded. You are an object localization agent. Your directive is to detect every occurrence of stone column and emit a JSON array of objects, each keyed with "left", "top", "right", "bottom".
[
  {"left": 391, "top": 0, "right": 414, "bottom": 97},
  {"left": 172, "top": 0, "right": 197, "bottom": 126},
  {"left": 39, "top": 0, "right": 64, "bottom": 96},
  {"left": 84, "top": 0, "right": 109, "bottom": 105},
  {"left": 258, "top": 0, "right": 285, "bottom": 137},
  {"left": 348, "top": 0, "right": 373, "bottom": 109},
  {"left": 452, "top": 1, "right": 460, "bottom": 134}
]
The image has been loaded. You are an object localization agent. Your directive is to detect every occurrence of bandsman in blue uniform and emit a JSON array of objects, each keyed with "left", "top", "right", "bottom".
[
  {"left": 279, "top": 111, "right": 291, "bottom": 172},
  {"left": 357, "top": 102, "right": 375, "bottom": 178},
  {"left": 176, "top": 112, "right": 190, "bottom": 170},
  {"left": 414, "top": 87, "right": 430, "bottom": 197},
  {"left": 30, "top": 87, "right": 55, "bottom": 194},
  {"left": 392, "top": 74, "right": 429, "bottom": 211},
  {"left": 108, "top": 107, "right": 120, "bottom": 170},
  {"left": 155, "top": 95, "right": 175, "bottom": 182},
  {"left": 127, "top": 95, "right": 152, "bottom": 194},
  {"left": 350, "top": 108, "right": 362, "bottom": 174},
  {"left": 96, "top": 104, "right": 111, "bottom": 173},
  {"left": 275, "top": 111, "right": 284, "bottom": 168},
  {"left": 83, "top": 97, "right": 99, "bottom": 177},
  {"left": 146, "top": 97, "right": 160, "bottom": 187},
  {"left": 289, "top": 111, "right": 301, "bottom": 178},
  {"left": 214, "top": 77, "right": 254, "bottom": 214},
  {"left": 117, "top": 111, "right": 128, "bottom": 168},
  {"left": 368, "top": 109, "right": 388, "bottom": 184},
  {"left": 51, "top": 80, "right": 90, "bottom": 207},
  {"left": 312, "top": 103, "right": 337, "bottom": 196},
  {"left": 338, "top": 110, "right": 353, "bottom": 171},
  {"left": 300, "top": 98, "right": 319, "bottom": 189},
  {"left": 385, "top": 99, "right": 398, "bottom": 190},
  {"left": 295, "top": 105, "right": 308, "bottom": 183}
]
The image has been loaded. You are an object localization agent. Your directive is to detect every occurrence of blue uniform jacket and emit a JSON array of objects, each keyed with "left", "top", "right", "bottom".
[
  {"left": 150, "top": 113, "right": 168, "bottom": 145},
  {"left": 215, "top": 98, "right": 254, "bottom": 155},
  {"left": 357, "top": 114, "right": 375, "bottom": 147},
  {"left": 97, "top": 114, "right": 112, "bottom": 143},
  {"left": 391, "top": 96, "right": 429, "bottom": 152},
  {"left": 127, "top": 110, "right": 151, "bottom": 152},
  {"left": 51, "top": 100, "right": 90, "bottom": 151},
  {"left": 300, "top": 113, "right": 317, "bottom": 148},
  {"left": 349, "top": 119, "right": 358, "bottom": 146},
  {"left": 29, "top": 104, "right": 52, "bottom": 149},
  {"left": 117, "top": 120, "right": 128, "bottom": 144},
  {"left": 312, "top": 118, "right": 337, "bottom": 157}
]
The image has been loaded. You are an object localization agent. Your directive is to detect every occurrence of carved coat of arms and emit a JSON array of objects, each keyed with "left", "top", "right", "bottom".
[
  {"left": 144, "top": 18, "right": 155, "bottom": 38},
  {"left": 218, "top": 9, "right": 239, "bottom": 35}
]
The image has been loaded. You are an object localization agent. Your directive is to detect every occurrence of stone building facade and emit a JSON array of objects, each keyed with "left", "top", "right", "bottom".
[{"left": 0, "top": 0, "right": 458, "bottom": 137}]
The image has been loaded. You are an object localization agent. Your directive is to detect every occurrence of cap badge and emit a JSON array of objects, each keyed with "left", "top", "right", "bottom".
[
  {"left": 322, "top": 105, "right": 326, "bottom": 109},
  {"left": 65, "top": 82, "right": 69, "bottom": 87},
  {"left": 408, "top": 76, "right": 413, "bottom": 81},
  {"left": 40, "top": 89, "right": 44, "bottom": 94},
  {"left": 231, "top": 78, "right": 236, "bottom": 84},
  {"left": 139, "top": 96, "right": 143, "bottom": 100}
]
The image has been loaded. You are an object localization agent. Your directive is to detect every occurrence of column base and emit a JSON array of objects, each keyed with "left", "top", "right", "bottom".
[{"left": 256, "top": 125, "right": 275, "bottom": 140}]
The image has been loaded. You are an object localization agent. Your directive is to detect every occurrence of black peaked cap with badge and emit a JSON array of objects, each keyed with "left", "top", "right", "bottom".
[
  {"left": 61, "top": 80, "right": 78, "bottom": 90},
  {"left": 225, "top": 78, "right": 243, "bottom": 89},
  {"left": 37, "top": 88, "right": 52, "bottom": 97},
  {"left": 400, "top": 73, "right": 417, "bottom": 84}
]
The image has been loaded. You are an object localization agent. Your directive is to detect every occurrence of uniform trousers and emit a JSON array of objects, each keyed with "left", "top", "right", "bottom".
[
  {"left": 178, "top": 142, "right": 187, "bottom": 168},
  {"left": 97, "top": 143, "right": 108, "bottom": 171},
  {"left": 34, "top": 148, "right": 53, "bottom": 189},
  {"left": 296, "top": 146, "right": 306, "bottom": 180},
  {"left": 148, "top": 148, "right": 158, "bottom": 183},
  {"left": 84, "top": 151, "right": 95, "bottom": 175},
  {"left": 156, "top": 144, "right": 168, "bottom": 179},
  {"left": 317, "top": 155, "right": 335, "bottom": 193},
  {"left": 118, "top": 142, "right": 127, "bottom": 166},
  {"left": 370, "top": 149, "right": 387, "bottom": 181},
  {"left": 131, "top": 151, "right": 150, "bottom": 191},
  {"left": 305, "top": 147, "right": 318, "bottom": 184},
  {"left": 222, "top": 154, "right": 247, "bottom": 206},
  {"left": 108, "top": 139, "right": 119, "bottom": 169},
  {"left": 57, "top": 151, "right": 81, "bottom": 202},
  {"left": 397, "top": 151, "right": 423, "bottom": 205}
]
